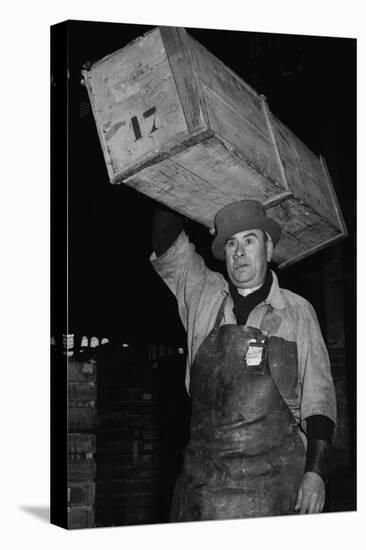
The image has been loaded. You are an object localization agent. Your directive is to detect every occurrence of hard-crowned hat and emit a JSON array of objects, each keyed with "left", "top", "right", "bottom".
[{"left": 211, "top": 199, "right": 281, "bottom": 261}]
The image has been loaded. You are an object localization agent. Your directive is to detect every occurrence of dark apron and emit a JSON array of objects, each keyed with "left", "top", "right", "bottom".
[{"left": 170, "top": 296, "right": 306, "bottom": 522}]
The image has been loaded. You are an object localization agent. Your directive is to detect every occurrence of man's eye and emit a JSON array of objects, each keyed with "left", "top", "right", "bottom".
[
  {"left": 244, "top": 238, "right": 253, "bottom": 246},
  {"left": 226, "top": 240, "right": 235, "bottom": 248}
]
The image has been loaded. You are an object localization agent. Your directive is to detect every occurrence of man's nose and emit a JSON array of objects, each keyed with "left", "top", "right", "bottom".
[{"left": 233, "top": 243, "right": 246, "bottom": 258}]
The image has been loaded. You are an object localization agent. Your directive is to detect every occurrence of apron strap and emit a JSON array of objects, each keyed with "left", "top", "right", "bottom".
[{"left": 212, "top": 293, "right": 229, "bottom": 333}]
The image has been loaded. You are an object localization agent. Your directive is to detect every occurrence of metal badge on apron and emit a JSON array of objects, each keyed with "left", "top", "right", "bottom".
[{"left": 244, "top": 338, "right": 266, "bottom": 375}]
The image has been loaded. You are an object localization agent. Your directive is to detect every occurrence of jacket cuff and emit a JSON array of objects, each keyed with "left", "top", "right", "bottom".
[
  {"left": 304, "top": 439, "right": 333, "bottom": 483},
  {"left": 306, "top": 415, "right": 335, "bottom": 443}
]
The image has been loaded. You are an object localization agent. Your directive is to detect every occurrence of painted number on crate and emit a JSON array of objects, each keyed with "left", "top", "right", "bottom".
[{"left": 131, "top": 107, "right": 158, "bottom": 142}]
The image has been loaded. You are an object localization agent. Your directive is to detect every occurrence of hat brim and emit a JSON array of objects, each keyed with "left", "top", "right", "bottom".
[{"left": 211, "top": 217, "right": 281, "bottom": 261}]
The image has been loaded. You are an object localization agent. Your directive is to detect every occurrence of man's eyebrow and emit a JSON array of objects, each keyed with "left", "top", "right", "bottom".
[
  {"left": 226, "top": 232, "right": 258, "bottom": 241},
  {"left": 225, "top": 232, "right": 259, "bottom": 244}
]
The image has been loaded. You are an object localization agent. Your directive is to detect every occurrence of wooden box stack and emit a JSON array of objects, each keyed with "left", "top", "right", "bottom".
[
  {"left": 96, "top": 345, "right": 163, "bottom": 526},
  {"left": 83, "top": 26, "right": 347, "bottom": 268},
  {"left": 67, "top": 359, "right": 97, "bottom": 529},
  {"left": 97, "top": 388, "right": 162, "bottom": 525},
  {"left": 94, "top": 344, "right": 190, "bottom": 526}
]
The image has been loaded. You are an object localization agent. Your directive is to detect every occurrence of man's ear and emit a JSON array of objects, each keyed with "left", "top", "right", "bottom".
[{"left": 266, "top": 237, "right": 274, "bottom": 263}]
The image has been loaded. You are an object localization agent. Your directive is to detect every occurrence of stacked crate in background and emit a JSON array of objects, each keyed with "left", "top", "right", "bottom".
[
  {"left": 96, "top": 345, "right": 160, "bottom": 526},
  {"left": 97, "top": 388, "right": 162, "bottom": 526},
  {"left": 67, "top": 358, "right": 97, "bottom": 529},
  {"left": 95, "top": 343, "right": 189, "bottom": 527}
]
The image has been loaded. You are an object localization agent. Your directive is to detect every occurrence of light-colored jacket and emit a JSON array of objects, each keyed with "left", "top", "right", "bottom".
[{"left": 150, "top": 231, "right": 337, "bottom": 434}]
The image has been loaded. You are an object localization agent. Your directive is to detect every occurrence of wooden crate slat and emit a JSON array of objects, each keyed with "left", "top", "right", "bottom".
[
  {"left": 271, "top": 231, "right": 308, "bottom": 266},
  {"left": 68, "top": 458, "right": 96, "bottom": 481},
  {"left": 68, "top": 481, "right": 95, "bottom": 506},
  {"left": 68, "top": 407, "right": 97, "bottom": 432},
  {"left": 68, "top": 433, "right": 96, "bottom": 454},
  {"left": 68, "top": 382, "right": 97, "bottom": 405},
  {"left": 203, "top": 88, "right": 284, "bottom": 187},
  {"left": 67, "top": 506, "right": 95, "bottom": 529},
  {"left": 160, "top": 26, "right": 207, "bottom": 133},
  {"left": 269, "top": 198, "right": 341, "bottom": 267},
  {"left": 189, "top": 34, "right": 268, "bottom": 137},
  {"left": 268, "top": 112, "right": 340, "bottom": 228},
  {"left": 172, "top": 137, "right": 282, "bottom": 205},
  {"left": 68, "top": 360, "right": 96, "bottom": 383},
  {"left": 125, "top": 155, "right": 226, "bottom": 225},
  {"left": 320, "top": 156, "right": 348, "bottom": 236}
]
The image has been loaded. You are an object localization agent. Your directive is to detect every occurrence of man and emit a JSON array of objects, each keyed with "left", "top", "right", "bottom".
[{"left": 151, "top": 199, "right": 336, "bottom": 521}]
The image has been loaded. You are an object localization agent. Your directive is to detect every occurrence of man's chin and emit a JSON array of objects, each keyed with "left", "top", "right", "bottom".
[{"left": 229, "top": 272, "right": 252, "bottom": 286}]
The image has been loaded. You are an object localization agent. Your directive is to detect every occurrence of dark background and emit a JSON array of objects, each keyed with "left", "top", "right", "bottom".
[{"left": 62, "top": 20, "right": 356, "bottom": 524}]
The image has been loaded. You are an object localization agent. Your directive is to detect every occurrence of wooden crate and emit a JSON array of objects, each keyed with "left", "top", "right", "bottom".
[
  {"left": 68, "top": 433, "right": 96, "bottom": 454},
  {"left": 67, "top": 359, "right": 97, "bottom": 528},
  {"left": 68, "top": 481, "right": 96, "bottom": 506},
  {"left": 67, "top": 506, "right": 95, "bottom": 529},
  {"left": 68, "top": 407, "right": 98, "bottom": 432},
  {"left": 68, "top": 382, "right": 97, "bottom": 405},
  {"left": 83, "top": 26, "right": 347, "bottom": 268},
  {"left": 68, "top": 359, "right": 96, "bottom": 383},
  {"left": 68, "top": 456, "right": 97, "bottom": 481}
]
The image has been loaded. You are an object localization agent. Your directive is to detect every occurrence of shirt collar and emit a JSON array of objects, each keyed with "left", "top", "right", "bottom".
[{"left": 265, "top": 270, "right": 285, "bottom": 309}]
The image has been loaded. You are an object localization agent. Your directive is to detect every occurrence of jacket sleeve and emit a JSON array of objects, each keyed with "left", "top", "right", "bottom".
[
  {"left": 150, "top": 230, "right": 216, "bottom": 331},
  {"left": 297, "top": 300, "right": 337, "bottom": 431}
]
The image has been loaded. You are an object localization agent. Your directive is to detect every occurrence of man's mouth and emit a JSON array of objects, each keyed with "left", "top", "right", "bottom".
[{"left": 233, "top": 261, "right": 249, "bottom": 270}]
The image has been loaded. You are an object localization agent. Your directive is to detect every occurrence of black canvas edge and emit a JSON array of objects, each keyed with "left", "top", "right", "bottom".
[{"left": 50, "top": 20, "right": 69, "bottom": 529}]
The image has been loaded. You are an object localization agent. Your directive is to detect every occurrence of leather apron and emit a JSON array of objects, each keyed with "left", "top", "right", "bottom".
[{"left": 170, "top": 296, "right": 306, "bottom": 522}]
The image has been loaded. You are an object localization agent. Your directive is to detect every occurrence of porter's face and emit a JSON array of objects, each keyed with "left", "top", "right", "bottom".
[{"left": 225, "top": 229, "right": 272, "bottom": 289}]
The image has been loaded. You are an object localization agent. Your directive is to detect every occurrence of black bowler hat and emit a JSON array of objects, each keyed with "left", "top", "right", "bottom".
[{"left": 211, "top": 200, "right": 281, "bottom": 260}]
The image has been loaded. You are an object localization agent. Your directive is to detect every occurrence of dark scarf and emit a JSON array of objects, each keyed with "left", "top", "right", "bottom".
[{"left": 228, "top": 269, "right": 273, "bottom": 325}]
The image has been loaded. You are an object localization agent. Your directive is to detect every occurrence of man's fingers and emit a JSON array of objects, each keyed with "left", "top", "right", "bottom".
[
  {"left": 301, "top": 494, "right": 324, "bottom": 514},
  {"left": 298, "top": 490, "right": 319, "bottom": 514},
  {"left": 300, "top": 492, "right": 312, "bottom": 514},
  {"left": 294, "top": 486, "right": 303, "bottom": 511},
  {"left": 307, "top": 495, "right": 319, "bottom": 514},
  {"left": 316, "top": 497, "right": 325, "bottom": 514}
]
